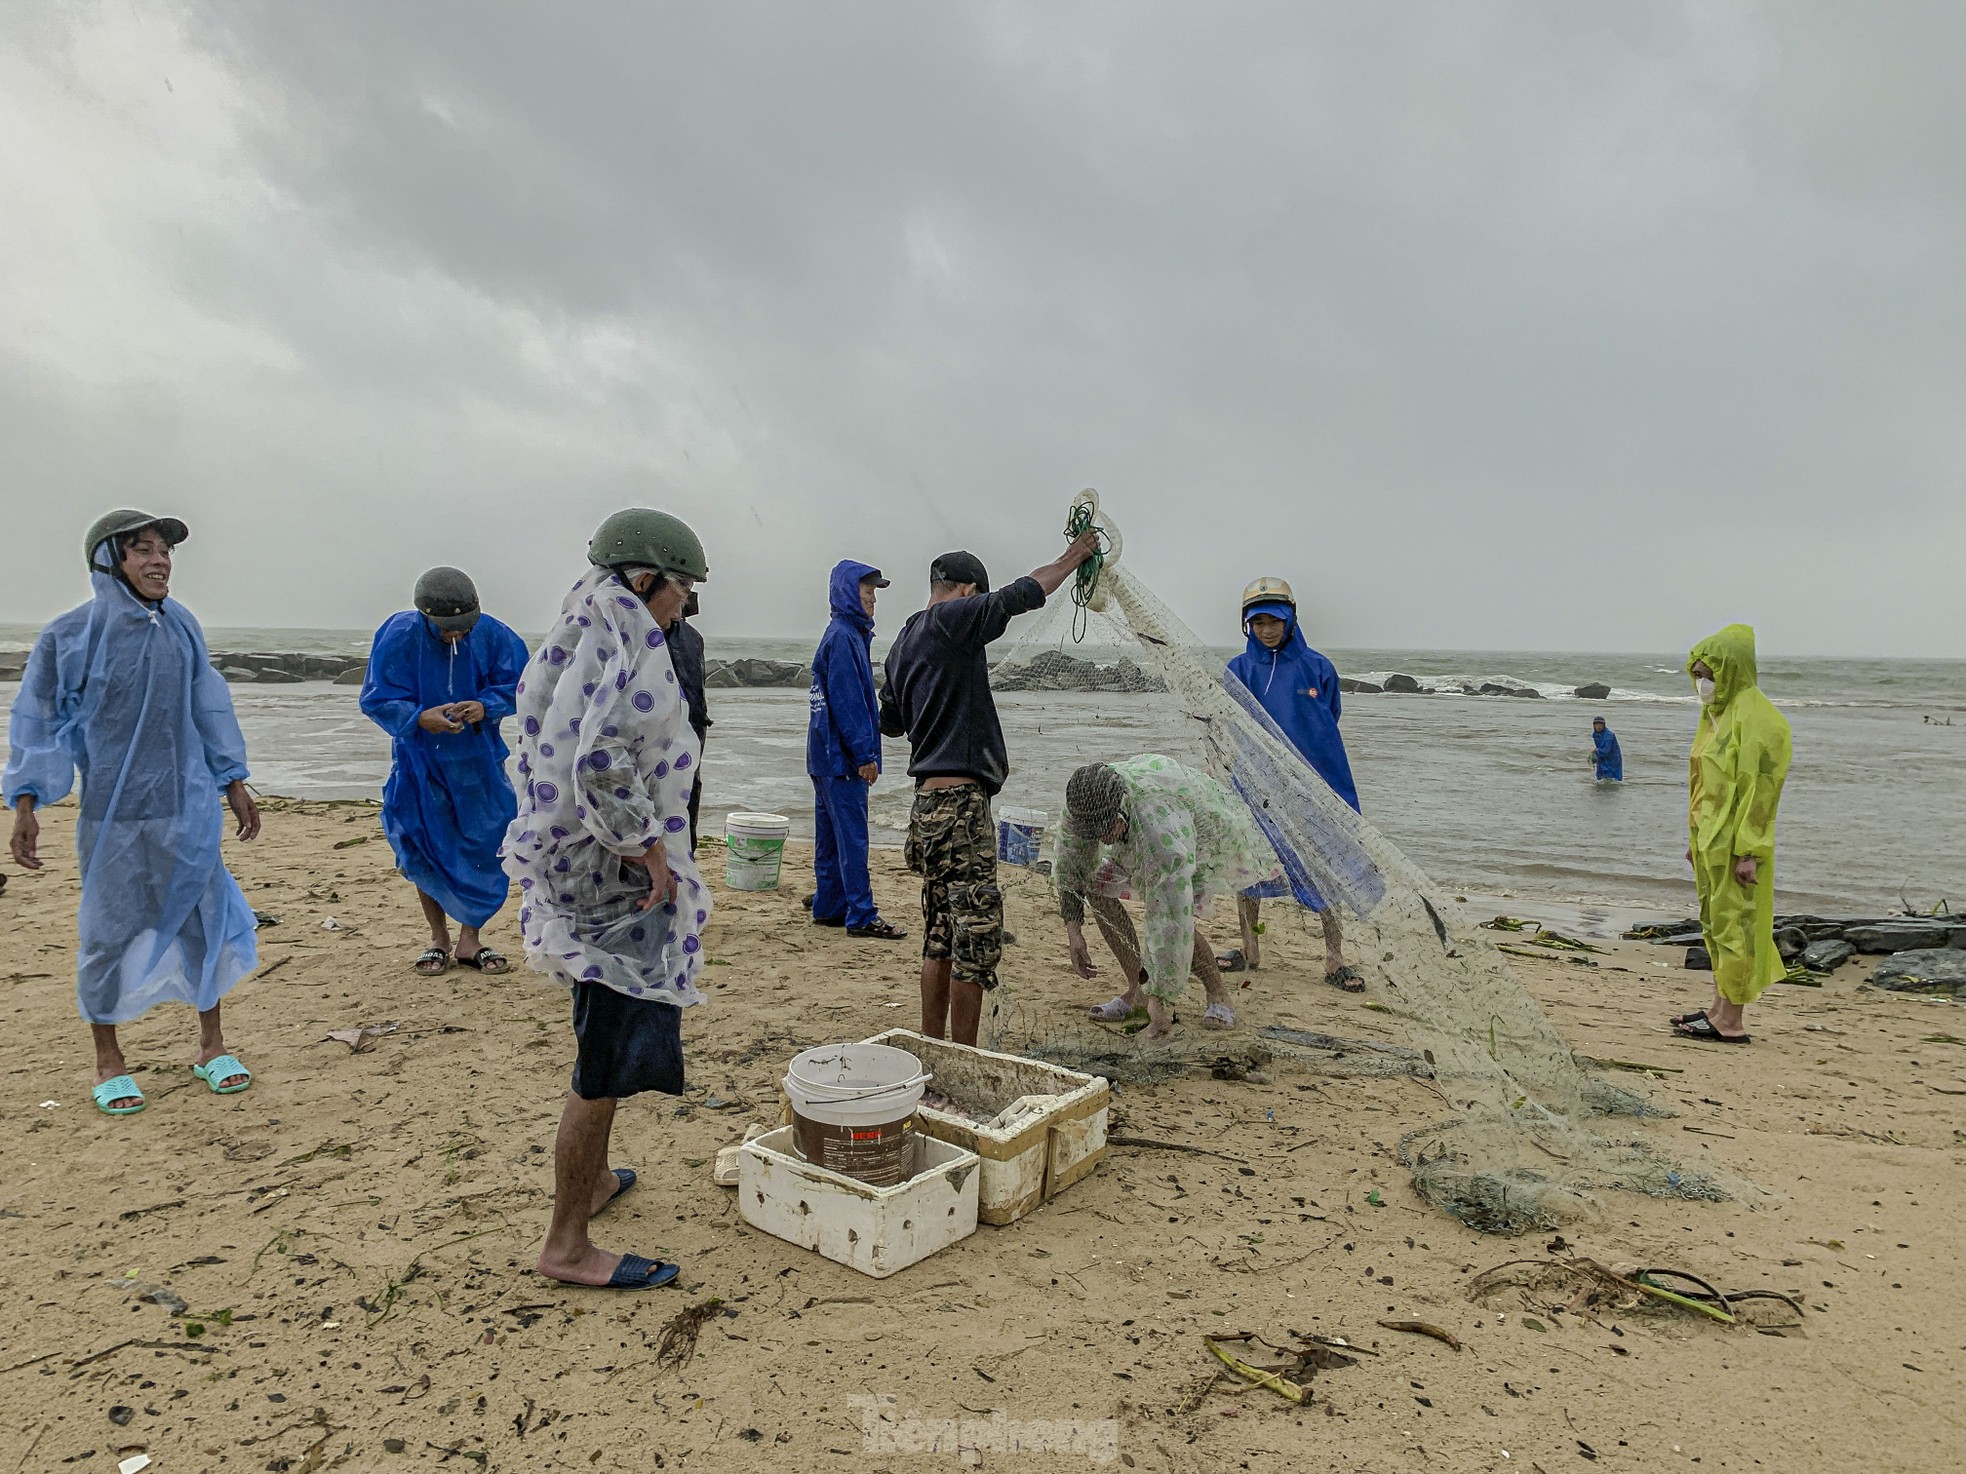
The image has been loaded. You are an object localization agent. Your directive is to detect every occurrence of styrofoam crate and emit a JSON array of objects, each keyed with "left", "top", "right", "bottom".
[
  {"left": 861, "top": 1029, "right": 1108, "bottom": 1226},
  {"left": 737, "top": 1125, "right": 980, "bottom": 1279}
]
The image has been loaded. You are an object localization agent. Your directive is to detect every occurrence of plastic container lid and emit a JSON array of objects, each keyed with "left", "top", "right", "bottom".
[{"left": 725, "top": 812, "right": 792, "bottom": 832}]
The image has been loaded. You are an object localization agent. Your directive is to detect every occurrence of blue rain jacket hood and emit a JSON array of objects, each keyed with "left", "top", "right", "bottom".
[
  {"left": 359, "top": 609, "right": 530, "bottom": 927},
  {"left": 1592, "top": 723, "right": 1624, "bottom": 782},
  {"left": 807, "top": 560, "right": 883, "bottom": 778},
  {"left": 1225, "top": 600, "right": 1360, "bottom": 812},
  {"left": 2, "top": 559, "right": 259, "bottom": 1024}
]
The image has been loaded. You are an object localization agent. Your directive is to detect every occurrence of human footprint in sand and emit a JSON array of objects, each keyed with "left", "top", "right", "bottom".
[
  {"left": 5, "top": 512, "right": 262, "bottom": 1116},
  {"left": 1056, "top": 756, "right": 1282, "bottom": 1040},
  {"left": 504, "top": 509, "right": 714, "bottom": 1291}
]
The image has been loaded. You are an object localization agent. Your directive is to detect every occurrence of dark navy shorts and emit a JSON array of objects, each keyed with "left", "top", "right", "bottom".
[{"left": 570, "top": 982, "right": 686, "bottom": 1101}]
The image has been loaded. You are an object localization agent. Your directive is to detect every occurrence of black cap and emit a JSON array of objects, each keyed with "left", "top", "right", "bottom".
[
  {"left": 414, "top": 566, "right": 482, "bottom": 634},
  {"left": 930, "top": 550, "right": 989, "bottom": 593},
  {"left": 862, "top": 569, "right": 892, "bottom": 588}
]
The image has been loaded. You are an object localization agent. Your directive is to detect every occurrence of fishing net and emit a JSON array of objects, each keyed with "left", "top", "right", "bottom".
[{"left": 982, "top": 493, "right": 1744, "bottom": 1233}]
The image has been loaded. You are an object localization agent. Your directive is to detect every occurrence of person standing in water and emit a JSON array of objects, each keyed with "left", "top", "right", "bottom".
[
  {"left": 1590, "top": 716, "right": 1624, "bottom": 783},
  {"left": 1670, "top": 625, "right": 1791, "bottom": 1045},
  {"left": 1220, "top": 577, "right": 1364, "bottom": 991},
  {"left": 361, "top": 567, "right": 530, "bottom": 976},
  {"left": 807, "top": 560, "right": 906, "bottom": 940},
  {"left": 5, "top": 511, "right": 261, "bottom": 1115}
]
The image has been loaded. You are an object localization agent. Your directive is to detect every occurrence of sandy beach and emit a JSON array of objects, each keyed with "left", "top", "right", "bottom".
[{"left": 2, "top": 799, "right": 1963, "bottom": 1473}]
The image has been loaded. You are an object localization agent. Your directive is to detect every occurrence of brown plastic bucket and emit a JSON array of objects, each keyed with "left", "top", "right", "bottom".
[{"left": 790, "top": 1111, "right": 919, "bottom": 1187}]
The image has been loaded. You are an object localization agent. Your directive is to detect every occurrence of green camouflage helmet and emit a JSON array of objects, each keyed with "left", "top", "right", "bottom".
[
  {"left": 83, "top": 509, "right": 189, "bottom": 571},
  {"left": 586, "top": 508, "right": 709, "bottom": 582}
]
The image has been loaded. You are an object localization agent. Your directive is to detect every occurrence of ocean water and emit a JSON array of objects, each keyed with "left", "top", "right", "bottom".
[{"left": 3, "top": 629, "right": 1961, "bottom": 916}]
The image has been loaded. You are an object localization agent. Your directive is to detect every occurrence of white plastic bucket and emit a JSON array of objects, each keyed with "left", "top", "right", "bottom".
[
  {"left": 997, "top": 806, "right": 1048, "bottom": 867},
  {"left": 725, "top": 811, "right": 791, "bottom": 890},
  {"left": 784, "top": 1043, "right": 931, "bottom": 1186}
]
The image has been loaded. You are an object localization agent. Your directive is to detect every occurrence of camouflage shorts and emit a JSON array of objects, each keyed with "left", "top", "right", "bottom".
[{"left": 904, "top": 785, "right": 1002, "bottom": 988}]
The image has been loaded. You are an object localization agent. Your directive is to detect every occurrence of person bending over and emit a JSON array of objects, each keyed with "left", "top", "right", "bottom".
[{"left": 1057, "top": 756, "right": 1282, "bottom": 1041}]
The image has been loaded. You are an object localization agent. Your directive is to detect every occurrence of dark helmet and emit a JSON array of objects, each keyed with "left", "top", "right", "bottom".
[
  {"left": 83, "top": 509, "right": 189, "bottom": 572},
  {"left": 586, "top": 509, "right": 709, "bottom": 582},
  {"left": 414, "top": 566, "right": 482, "bottom": 634},
  {"left": 1063, "top": 762, "right": 1128, "bottom": 837}
]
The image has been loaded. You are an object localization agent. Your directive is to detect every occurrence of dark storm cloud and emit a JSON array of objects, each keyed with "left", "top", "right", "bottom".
[{"left": 3, "top": 1, "right": 1961, "bottom": 654}]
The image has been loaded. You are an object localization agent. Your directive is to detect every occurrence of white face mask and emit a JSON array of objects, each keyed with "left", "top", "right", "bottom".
[{"left": 1695, "top": 677, "right": 1717, "bottom": 706}]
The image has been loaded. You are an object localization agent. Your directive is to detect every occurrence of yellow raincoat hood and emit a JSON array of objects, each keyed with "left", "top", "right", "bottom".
[
  {"left": 1687, "top": 623, "right": 1760, "bottom": 711},
  {"left": 1686, "top": 623, "right": 1793, "bottom": 1005}
]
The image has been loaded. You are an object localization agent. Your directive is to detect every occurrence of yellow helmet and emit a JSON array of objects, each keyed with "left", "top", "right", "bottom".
[{"left": 1240, "top": 577, "right": 1296, "bottom": 614}]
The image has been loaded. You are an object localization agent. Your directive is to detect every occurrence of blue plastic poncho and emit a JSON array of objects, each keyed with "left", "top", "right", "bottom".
[
  {"left": 2, "top": 562, "right": 258, "bottom": 1025},
  {"left": 806, "top": 559, "right": 882, "bottom": 779},
  {"left": 1224, "top": 601, "right": 1360, "bottom": 810},
  {"left": 359, "top": 610, "right": 529, "bottom": 928},
  {"left": 1592, "top": 724, "right": 1624, "bottom": 782}
]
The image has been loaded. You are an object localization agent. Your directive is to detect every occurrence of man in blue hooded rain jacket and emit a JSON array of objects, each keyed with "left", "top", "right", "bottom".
[
  {"left": 1591, "top": 717, "right": 1624, "bottom": 782},
  {"left": 360, "top": 567, "right": 529, "bottom": 976},
  {"left": 806, "top": 561, "right": 906, "bottom": 940},
  {"left": 5, "top": 511, "right": 262, "bottom": 1116},
  {"left": 1222, "top": 577, "right": 1364, "bottom": 991}
]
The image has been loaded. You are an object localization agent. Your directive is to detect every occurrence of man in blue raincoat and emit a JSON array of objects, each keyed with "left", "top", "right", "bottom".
[
  {"left": 360, "top": 567, "right": 529, "bottom": 976},
  {"left": 5, "top": 511, "right": 262, "bottom": 1116},
  {"left": 806, "top": 561, "right": 906, "bottom": 940},
  {"left": 1222, "top": 577, "right": 1364, "bottom": 991},
  {"left": 1591, "top": 717, "right": 1624, "bottom": 782}
]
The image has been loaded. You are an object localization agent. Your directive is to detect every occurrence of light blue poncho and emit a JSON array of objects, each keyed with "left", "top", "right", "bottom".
[{"left": 2, "top": 563, "right": 258, "bottom": 1025}]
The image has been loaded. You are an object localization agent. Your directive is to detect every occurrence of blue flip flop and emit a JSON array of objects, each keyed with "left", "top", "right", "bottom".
[
  {"left": 597, "top": 1167, "right": 637, "bottom": 1212},
  {"left": 192, "top": 1054, "right": 253, "bottom": 1095},
  {"left": 604, "top": 1253, "right": 679, "bottom": 1290},
  {"left": 91, "top": 1075, "right": 146, "bottom": 1117}
]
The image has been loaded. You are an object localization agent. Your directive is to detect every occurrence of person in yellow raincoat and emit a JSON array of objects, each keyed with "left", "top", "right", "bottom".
[{"left": 1670, "top": 624, "right": 1791, "bottom": 1044}]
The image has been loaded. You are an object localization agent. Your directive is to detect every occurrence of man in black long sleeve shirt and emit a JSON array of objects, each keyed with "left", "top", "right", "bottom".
[
  {"left": 666, "top": 593, "right": 709, "bottom": 850},
  {"left": 879, "top": 530, "right": 1099, "bottom": 1044}
]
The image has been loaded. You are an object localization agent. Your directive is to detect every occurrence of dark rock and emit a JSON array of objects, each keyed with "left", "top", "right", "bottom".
[
  {"left": 726, "top": 658, "right": 809, "bottom": 688},
  {"left": 992, "top": 650, "right": 1166, "bottom": 694},
  {"left": 1775, "top": 927, "right": 1808, "bottom": 962},
  {"left": 217, "top": 665, "right": 260, "bottom": 683},
  {"left": 1801, "top": 938, "right": 1854, "bottom": 972},
  {"left": 1383, "top": 673, "right": 1424, "bottom": 694},
  {"left": 1507, "top": 685, "right": 1544, "bottom": 698},
  {"left": 702, "top": 661, "right": 743, "bottom": 689},
  {"left": 332, "top": 667, "right": 366, "bottom": 686},
  {"left": 1339, "top": 677, "right": 1384, "bottom": 695},
  {"left": 1477, "top": 682, "right": 1541, "bottom": 698},
  {"left": 1684, "top": 944, "right": 1710, "bottom": 970},
  {"left": 1871, "top": 949, "right": 1966, "bottom": 996},
  {"left": 1573, "top": 683, "right": 1612, "bottom": 700},
  {"left": 1660, "top": 930, "right": 1705, "bottom": 947},
  {"left": 254, "top": 668, "right": 304, "bottom": 684},
  {"left": 1844, "top": 922, "right": 1960, "bottom": 954}
]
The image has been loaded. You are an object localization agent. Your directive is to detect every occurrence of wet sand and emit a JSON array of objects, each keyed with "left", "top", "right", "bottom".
[{"left": 1, "top": 799, "right": 1962, "bottom": 1471}]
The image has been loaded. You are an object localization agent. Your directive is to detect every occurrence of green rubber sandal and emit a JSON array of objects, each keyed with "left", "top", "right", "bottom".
[
  {"left": 192, "top": 1054, "right": 253, "bottom": 1095},
  {"left": 91, "top": 1075, "right": 146, "bottom": 1116}
]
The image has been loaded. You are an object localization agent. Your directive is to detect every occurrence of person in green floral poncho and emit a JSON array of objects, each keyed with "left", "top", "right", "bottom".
[{"left": 1055, "top": 754, "right": 1282, "bottom": 1040}]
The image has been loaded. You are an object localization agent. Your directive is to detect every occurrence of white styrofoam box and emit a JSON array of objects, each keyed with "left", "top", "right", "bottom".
[
  {"left": 861, "top": 1030, "right": 1108, "bottom": 1226},
  {"left": 737, "top": 1125, "right": 979, "bottom": 1279}
]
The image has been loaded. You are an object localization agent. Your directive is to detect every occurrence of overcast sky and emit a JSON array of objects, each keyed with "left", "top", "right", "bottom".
[{"left": 3, "top": 2, "right": 1961, "bottom": 655}]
